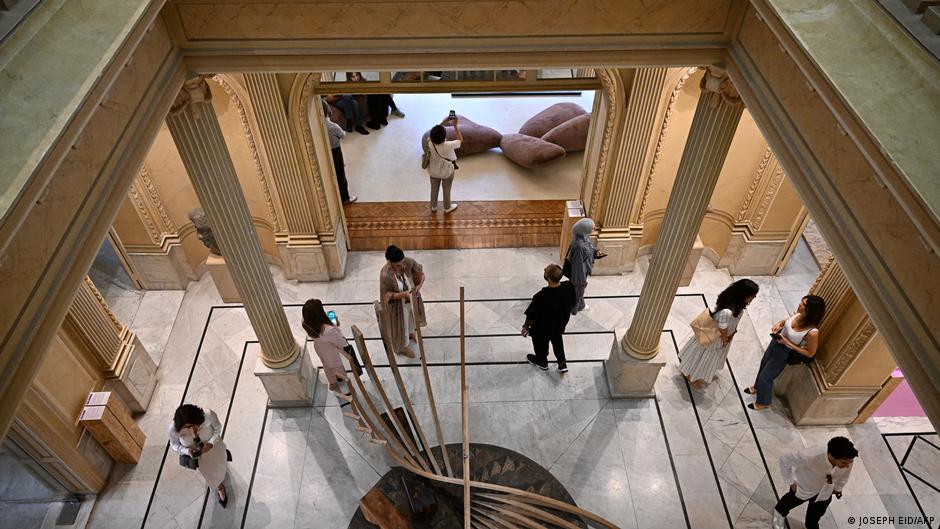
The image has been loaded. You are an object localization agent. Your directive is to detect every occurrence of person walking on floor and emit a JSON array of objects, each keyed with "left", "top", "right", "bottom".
[
  {"left": 744, "top": 294, "right": 825, "bottom": 410},
  {"left": 772, "top": 436, "right": 857, "bottom": 529},
  {"left": 168, "top": 404, "right": 232, "bottom": 507},
  {"left": 302, "top": 298, "right": 350, "bottom": 392},
  {"left": 426, "top": 117, "right": 462, "bottom": 213},
  {"left": 377, "top": 245, "right": 427, "bottom": 358},
  {"left": 522, "top": 264, "right": 577, "bottom": 372},
  {"left": 564, "top": 218, "right": 605, "bottom": 315},
  {"left": 679, "top": 279, "right": 760, "bottom": 389},
  {"left": 322, "top": 98, "right": 357, "bottom": 204}
]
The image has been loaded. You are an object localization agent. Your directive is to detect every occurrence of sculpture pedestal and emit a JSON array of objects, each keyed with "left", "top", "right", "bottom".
[
  {"left": 104, "top": 331, "right": 157, "bottom": 413},
  {"left": 254, "top": 342, "right": 314, "bottom": 407},
  {"left": 206, "top": 254, "right": 240, "bottom": 303},
  {"left": 605, "top": 329, "right": 665, "bottom": 398}
]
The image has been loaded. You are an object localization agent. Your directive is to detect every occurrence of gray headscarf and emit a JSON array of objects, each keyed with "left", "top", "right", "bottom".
[{"left": 572, "top": 218, "right": 595, "bottom": 239}]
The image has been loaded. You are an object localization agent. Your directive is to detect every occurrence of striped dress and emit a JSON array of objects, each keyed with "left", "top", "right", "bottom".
[{"left": 678, "top": 308, "right": 740, "bottom": 383}]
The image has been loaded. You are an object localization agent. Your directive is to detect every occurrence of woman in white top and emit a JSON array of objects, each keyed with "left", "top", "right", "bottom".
[
  {"left": 745, "top": 295, "right": 826, "bottom": 410},
  {"left": 679, "top": 279, "right": 760, "bottom": 389},
  {"left": 167, "top": 404, "right": 230, "bottom": 507},
  {"left": 302, "top": 298, "right": 349, "bottom": 392},
  {"left": 426, "top": 117, "right": 463, "bottom": 213}
]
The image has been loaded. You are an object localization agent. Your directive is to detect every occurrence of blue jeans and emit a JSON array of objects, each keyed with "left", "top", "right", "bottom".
[
  {"left": 754, "top": 340, "right": 790, "bottom": 405},
  {"left": 335, "top": 95, "right": 363, "bottom": 130}
]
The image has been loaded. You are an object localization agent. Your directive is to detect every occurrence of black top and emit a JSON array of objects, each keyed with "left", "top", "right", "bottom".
[{"left": 524, "top": 282, "right": 576, "bottom": 336}]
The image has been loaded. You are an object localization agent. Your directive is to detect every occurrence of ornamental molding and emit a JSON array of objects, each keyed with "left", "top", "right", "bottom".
[
  {"left": 294, "top": 73, "right": 334, "bottom": 234},
  {"left": 128, "top": 176, "right": 161, "bottom": 245},
  {"left": 589, "top": 68, "right": 622, "bottom": 217},
  {"left": 347, "top": 217, "right": 562, "bottom": 231},
  {"left": 212, "top": 75, "right": 283, "bottom": 232},
  {"left": 753, "top": 163, "right": 786, "bottom": 229},
  {"left": 826, "top": 320, "right": 877, "bottom": 383},
  {"left": 638, "top": 67, "right": 698, "bottom": 220},
  {"left": 737, "top": 146, "right": 773, "bottom": 222},
  {"left": 139, "top": 165, "right": 175, "bottom": 234}
]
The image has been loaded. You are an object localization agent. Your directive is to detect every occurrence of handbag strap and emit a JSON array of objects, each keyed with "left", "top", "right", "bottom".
[{"left": 431, "top": 142, "right": 456, "bottom": 165}]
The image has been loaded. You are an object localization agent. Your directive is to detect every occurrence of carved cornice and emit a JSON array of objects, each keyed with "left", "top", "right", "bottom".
[
  {"left": 129, "top": 177, "right": 161, "bottom": 245},
  {"left": 140, "top": 165, "right": 175, "bottom": 234},
  {"left": 737, "top": 146, "right": 772, "bottom": 222},
  {"left": 700, "top": 67, "right": 741, "bottom": 106},
  {"left": 753, "top": 164, "right": 785, "bottom": 229},
  {"left": 638, "top": 67, "right": 698, "bottom": 220},
  {"left": 825, "top": 320, "right": 877, "bottom": 383},
  {"left": 212, "top": 75, "right": 283, "bottom": 232},
  {"left": 82, "top": 277, "right": 123, "bottom": 332}
]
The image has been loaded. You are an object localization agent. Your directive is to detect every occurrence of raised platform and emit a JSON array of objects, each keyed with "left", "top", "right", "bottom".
[{"left": 343, "top": 200, "right": 564, "bottom": 250}]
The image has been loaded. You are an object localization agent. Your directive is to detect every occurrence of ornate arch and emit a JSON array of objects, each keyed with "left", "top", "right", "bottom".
[
  {"left": 211, "top": 74, "right": 283, "bottom": 232},
  {"left": 588, "top": 68, "right": 626, "bottom": 219},
  {"left": 637, "top": 66, "right": 699, "bottom": 221},
  {"left": 288, "top": 73, "right": 334, "bottom": 235}
]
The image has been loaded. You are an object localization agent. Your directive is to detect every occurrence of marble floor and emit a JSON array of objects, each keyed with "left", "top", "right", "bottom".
[
  {"left": 340, "top": 92, "right": 595, "bottom": 203},
  {"left": 67, "top": 241, "right": 937, "bottom": 529}
]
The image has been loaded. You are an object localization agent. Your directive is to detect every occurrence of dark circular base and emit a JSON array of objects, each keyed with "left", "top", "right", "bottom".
[{"left": 349, "top": 443, "right": 586, "bottom": 529}]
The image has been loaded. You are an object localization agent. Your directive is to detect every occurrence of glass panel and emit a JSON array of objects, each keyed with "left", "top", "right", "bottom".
[
  {"left": 392, "top": 71, "right": 424, "bottom": 82},
  {"left": 537, "top": 68, "right": 596, "bottom": 79},
  {"left": 321, "top": 71, "right": 380, "bottom": 82}
]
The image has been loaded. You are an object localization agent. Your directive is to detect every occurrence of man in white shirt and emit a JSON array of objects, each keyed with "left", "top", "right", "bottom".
[
  {"left": 426, "top": 117, "right": 463, "bottom": 213},
  {"left": 773, "top": 436, "right": 858, "bottom": 529}
]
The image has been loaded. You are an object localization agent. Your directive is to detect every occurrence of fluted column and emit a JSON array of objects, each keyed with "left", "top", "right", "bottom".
[
  {"left": 64, "top": 277, "right": 156, "bottom": 411},
  {"left": 166, "top": 75, "right": 300, "bottom": 369},
  {"left": 594, "top": 68, "right": 668, "bottom": 275},
  {"left": 621, "top": 67, "right": 745, "bottom": 360}
]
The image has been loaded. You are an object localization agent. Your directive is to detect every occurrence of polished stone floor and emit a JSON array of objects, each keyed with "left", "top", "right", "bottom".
[{"left": 68, "top": 242, "right": 937, "bottom": 529}]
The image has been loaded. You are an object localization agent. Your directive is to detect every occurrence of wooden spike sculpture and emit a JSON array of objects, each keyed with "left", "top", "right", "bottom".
[{"left": 338, "top": 288, "right": 621, "bottom": 529}]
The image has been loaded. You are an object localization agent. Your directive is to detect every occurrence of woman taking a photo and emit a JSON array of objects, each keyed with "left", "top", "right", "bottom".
[
  {"left": 168, "top": 404, "right": 231, "bottom": 507},
  {"left": 302, "top": 298, "right": 349, "bottom": 393},
  {"left": 679, "top": 279, "right": 760, "bottom": 389},
  {"left": 744, "top": 295, "right": 826, "bottom": 410}
]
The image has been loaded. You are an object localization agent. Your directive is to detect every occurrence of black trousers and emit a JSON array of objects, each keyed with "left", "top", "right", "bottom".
[
  {"left": 774, "top": 491, "right": 832, "bottom": 529},
  {"left": 531, "top": 333, "right": 566, "bottom": 365},
  {"left": 366, "top": 94, "right": 391, "bottom": 126},
  {"left": 331, "top": 146, "right": 350, "bottom": 203}
]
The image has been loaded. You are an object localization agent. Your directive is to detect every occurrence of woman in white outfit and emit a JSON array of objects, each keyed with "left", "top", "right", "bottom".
[
  {"left": 679, "top": 279, "right": 760, "bottom": 389},
  {"left": 168, "top": 404, "right": 230, "bottom": 507}
]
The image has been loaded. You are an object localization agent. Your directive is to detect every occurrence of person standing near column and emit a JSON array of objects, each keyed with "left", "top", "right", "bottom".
[
  {"left": 522, "top": 264, "right": 576, "bottom": 372},
  {"left": 322, "top": 98, "right": 357, "bottom": 205},
  {"left": 744, "top": 295, "right": 825, "bottom": 410},
  {"left": 679, "top": 279, "right": 759, "bottom": 389},
  {"left": 773, "top": 436, "right": 857, "bottom": 529},
  {"left": 168, "top": 404, "right": 232, "bottom": 507},
  {"left": 565, "top": 218, "right": 604, "bottom": 314},
  {"left": 378, "top": 245, "right": 427, "bottom": 358},
  {"left": 426, "top": 117, "right": 463, "bottom": 213}
]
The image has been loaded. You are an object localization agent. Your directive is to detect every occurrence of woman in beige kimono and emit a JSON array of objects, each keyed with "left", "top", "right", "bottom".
[{"left": 378, "top": 245, "right": 427, "bottom": 358}]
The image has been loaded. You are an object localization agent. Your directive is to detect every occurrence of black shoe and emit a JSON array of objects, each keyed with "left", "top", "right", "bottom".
[
  {"left": 367, "top": 122, "right": 381, "bottom": 130},
  {"left": 379, "top": 118, "right": 388, "bottom": 125},
  {"left": 226, "top": 449, "right": 232, "bottom": 462},
  {"left": 355, "top": 126, "right": 370, "bottom": 135},
  {"left": 557, "top": 362, "right": 568, "bottom": 373},
  {"left": 743, "top": 386, "right": 755, "bottom": 395},
  {"left": 526, "top": 354, "right": 548, "bottom": 371}
]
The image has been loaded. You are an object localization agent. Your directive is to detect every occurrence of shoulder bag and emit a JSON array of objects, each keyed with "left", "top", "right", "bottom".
[
  {"left": 421, "top": 148, "right": 431, "bottom": 170},
  {"left": 690, "top": 308, "right": 721, "bottom": 347},
  {"left": 431, "top": 142, "right": 458, "bottom": 174}
]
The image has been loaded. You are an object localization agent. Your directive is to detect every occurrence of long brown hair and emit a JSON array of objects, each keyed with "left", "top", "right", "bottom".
[{"left": 302, "top": 299, "right": 332, "bottom": 338}]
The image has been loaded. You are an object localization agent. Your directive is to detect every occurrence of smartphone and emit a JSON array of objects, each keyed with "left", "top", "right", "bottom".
[
  {"left": 448, "top": 110, "right": 456, "bottom": 120},
  {"left": 327, "top": 310, "right": 338, "bottom": 326},
  {"left": 770, "top": 331, "right": 781, "bottom": 340}
]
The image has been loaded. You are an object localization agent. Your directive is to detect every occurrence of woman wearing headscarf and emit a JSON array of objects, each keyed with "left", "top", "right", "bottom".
[
  {"left": 377, "top": 245, "right": 427, "bottom": 358},
  {"left": 565, "top": 218, "right": 603, "bottom": 314}
]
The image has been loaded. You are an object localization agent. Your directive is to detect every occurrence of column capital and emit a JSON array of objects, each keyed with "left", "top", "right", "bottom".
[
  {"left": 700, "top": 67, "right": 742, "bottom": 106},
  {"left": 170, "top": 75, "right": 212, "bottom": 114}
]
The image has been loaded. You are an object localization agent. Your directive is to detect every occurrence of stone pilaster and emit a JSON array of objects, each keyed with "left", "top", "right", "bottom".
[
  {"left": 242, "top": 73, "right": 331, "bottom": 281},
  {"left": 166, "top": 75, "right": 302, "bottom": 370},
  {"left": 594, "top": 68, "right": 668, "bottom": 275},
  {"left": 617, "top": 67, "right": 744, "bottom": 363},
  {"left": 65, "top": 278, "right": 156, "bottom": 412},
  {"left": 779, "top": 259, "right": 897, "bottom": 425}
]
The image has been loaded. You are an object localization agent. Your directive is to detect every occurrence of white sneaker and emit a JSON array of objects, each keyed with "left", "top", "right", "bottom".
[
  {"left": 772, "top": 510, "right": 786, "bottom": 529},
  {"left": 391, "top": 109, "right": 405, "bottom": 118},
  {"left": 581, "top": 304, "right": 590, "bottom": 311},
  {"left": 444, "top": 203, "right": 459, "bottom": 214}
]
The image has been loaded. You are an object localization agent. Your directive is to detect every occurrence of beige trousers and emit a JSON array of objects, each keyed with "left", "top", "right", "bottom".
[{"left": 430, "top": 177, "right": 453, "bottom": 210}]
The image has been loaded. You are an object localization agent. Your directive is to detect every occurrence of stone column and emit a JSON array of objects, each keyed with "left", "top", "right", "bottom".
[
  {"left": 779, "top": 259, "right": 897, "bottom": 425},
  {"left": 242, "top": 73, "right": 331, "bottom": 281},
  {"left": 594, "top": 68, "right": 667, "bottom": 275},
  {"left": 65, "top": 277, "right": 156, "bottom": 412},
  {"left": 166, "top": 75, "right": 312, "bottom": 405},
  {"left": 606, "top": 68, "right": 744, "bottom": 396}
]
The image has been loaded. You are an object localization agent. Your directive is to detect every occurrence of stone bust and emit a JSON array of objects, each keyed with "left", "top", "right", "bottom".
[{"left": 187, "top": 208, "right": 221, "bottom": 256}]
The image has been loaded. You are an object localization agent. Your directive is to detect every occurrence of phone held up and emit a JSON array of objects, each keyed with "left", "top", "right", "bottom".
[
  {"left": 327, "top": 310, "right": 338, "bottom": 326},
  {"left": 448, "top": 109, "right": 456, "bottom": 120}
]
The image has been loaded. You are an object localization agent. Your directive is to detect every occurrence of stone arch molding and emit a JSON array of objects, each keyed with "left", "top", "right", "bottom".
[{"left": 288, "top": 73, "right": 335, "bottom": 236}]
